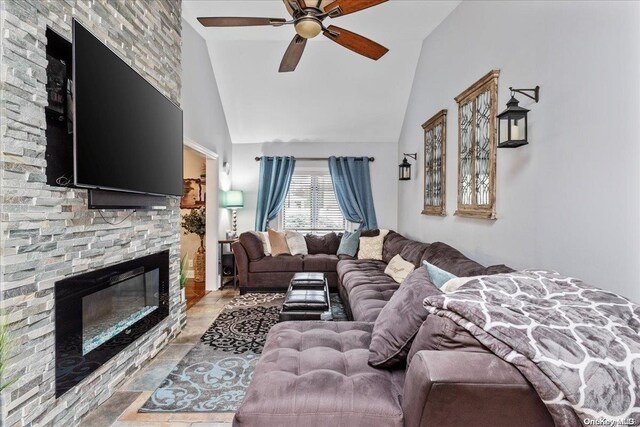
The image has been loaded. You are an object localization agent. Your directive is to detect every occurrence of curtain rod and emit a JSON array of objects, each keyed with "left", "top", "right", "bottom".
[{"left": 255, "top": 156, "right": 375, "bottom": 162}]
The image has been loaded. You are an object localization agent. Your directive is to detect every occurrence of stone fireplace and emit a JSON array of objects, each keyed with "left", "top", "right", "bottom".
[{"left": 0, "top": 1, "right": 184, "bottom": 425}]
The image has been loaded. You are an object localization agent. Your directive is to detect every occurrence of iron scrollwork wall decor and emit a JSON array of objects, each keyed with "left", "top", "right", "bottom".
[
  {"left": 454, "top": 70, "right": 499, "bottom": 219},
  {"left": 422, "top": 109, "right": 447, "bottom": 216}
]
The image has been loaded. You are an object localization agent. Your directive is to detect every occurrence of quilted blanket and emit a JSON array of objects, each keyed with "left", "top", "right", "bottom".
[{"left": 423, "top": 270, "right": 640, "bottom": 426}]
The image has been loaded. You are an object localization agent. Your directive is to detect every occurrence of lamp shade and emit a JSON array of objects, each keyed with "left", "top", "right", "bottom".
[{"left": 222, "top": 190, "right": 244, "bottom": 208}]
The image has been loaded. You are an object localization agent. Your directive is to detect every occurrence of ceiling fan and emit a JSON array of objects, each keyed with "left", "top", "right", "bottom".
[{"left": 197, "top": 0, "right": 389, "bottom": 72}]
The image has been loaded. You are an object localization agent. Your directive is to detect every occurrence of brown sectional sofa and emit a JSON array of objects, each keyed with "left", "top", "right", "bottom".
[
  {"left": 233, "top": 231, "right": 378, "bottom": 293},
  {"left": 233, "top": 230, "right": 554, "bottom": 427},
  {"left": 337, "top": 231, "right": 509, "bottom": 322}
]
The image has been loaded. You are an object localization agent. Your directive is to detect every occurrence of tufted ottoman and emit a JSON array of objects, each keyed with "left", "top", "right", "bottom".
[{"left": 233, "top": 321, "right": 405, "bottom": 427}]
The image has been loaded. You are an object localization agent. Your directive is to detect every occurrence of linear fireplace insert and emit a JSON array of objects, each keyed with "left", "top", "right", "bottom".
[{"left": 55, "top": 251, "right": 169, "bottom": 397}]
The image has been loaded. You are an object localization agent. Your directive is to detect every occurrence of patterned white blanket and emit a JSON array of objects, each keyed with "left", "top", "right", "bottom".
[{"left": 423, "top": 270, "right": 640, "bottom": 426}]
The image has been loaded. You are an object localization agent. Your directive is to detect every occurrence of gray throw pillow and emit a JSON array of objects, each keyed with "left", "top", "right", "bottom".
[
  {"left": 423, "top": 261, "right": 457, "bottom": 288},
  {"left": 337, "top": 229, "right": 361, "bottom": 257},
  {"left": 368, "top": 266, "right": 441, "bottom": 368}
]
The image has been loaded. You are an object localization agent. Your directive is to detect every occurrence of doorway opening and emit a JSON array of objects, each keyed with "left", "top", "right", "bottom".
[{"left": 181, "top": 140, "right": 219, "bottom": 309}]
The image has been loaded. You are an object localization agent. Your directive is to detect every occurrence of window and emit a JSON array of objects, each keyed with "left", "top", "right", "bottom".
[
  {"left": 454, "top": 70, "right": 499, "bottom": 219},
  {"left": 422, "top": 109, "right": 447, "bottom": 216},
  {"left": 281, "top": 173, "right": 345, "bottom": 233}
]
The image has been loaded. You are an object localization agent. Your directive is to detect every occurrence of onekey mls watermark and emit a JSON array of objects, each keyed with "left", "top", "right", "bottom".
[{"left": 584, "top": 418, "right": 637, "bottom": 426}]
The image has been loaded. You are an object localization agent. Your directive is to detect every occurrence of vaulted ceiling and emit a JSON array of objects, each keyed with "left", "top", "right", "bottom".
[{"left": 182, "top": 0, "right": 460, "bottom": 144}]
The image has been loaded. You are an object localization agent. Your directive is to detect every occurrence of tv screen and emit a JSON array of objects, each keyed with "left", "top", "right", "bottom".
[{"left": 73, "top": 20, "right": 183, "bottom": 196}]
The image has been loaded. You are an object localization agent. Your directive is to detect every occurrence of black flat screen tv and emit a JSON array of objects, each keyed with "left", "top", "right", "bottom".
[{"left": 73, "top": 20, "right": 183, "bottom": 197}]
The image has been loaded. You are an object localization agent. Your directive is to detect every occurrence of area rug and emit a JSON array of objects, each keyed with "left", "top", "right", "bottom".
[{"left": 139, "top": 292, "right": 347, "bottom": 413}]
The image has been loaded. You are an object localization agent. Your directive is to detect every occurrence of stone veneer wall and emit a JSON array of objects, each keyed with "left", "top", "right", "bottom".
[{"left": 0, "top": 1, "right": 184, "bottom": 425}]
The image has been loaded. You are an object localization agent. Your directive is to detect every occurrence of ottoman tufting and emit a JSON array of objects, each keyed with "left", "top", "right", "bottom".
[{"left": 233, "top": 321, "right": 405, "bottom": 427}]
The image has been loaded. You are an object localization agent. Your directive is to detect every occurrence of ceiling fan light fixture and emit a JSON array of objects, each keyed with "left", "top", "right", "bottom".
[{"left": 294, "top": 17, "right": 322, "bottom": 39}]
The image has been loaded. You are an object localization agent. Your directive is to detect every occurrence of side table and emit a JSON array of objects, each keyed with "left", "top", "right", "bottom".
[{"left": 219, "top": 239, "right": 238, "bottom": 289}]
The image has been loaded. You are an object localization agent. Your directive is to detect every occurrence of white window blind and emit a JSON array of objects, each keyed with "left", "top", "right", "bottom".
[{"left": 281, "top": 174, "right": 345, "bottom": 233}]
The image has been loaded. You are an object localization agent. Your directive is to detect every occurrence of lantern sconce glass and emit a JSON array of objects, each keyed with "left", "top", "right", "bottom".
[
  {"left": 497, "top": 86, "right": 540, "bottom": 148},
  {"left": 399, "top": 153, "right": 417, "bottom": 181}
]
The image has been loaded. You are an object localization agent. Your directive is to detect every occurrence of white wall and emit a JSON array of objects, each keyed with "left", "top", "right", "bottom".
[
  {"left": 232, "top": 142, "right": 398, "bottom": 233},
  {"left": 182, "top": 18, "right": 232, "bottom": 162},
  {"left": 181, "top": 18, "right": 234, "bottom": 238},
  {"left": 397, "top": 1, "right": 640, "bottom": 301}
]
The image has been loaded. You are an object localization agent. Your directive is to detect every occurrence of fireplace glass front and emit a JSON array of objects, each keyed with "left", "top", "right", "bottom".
[{"left": 82, "top": 268, "right": 160, "bottom": 354}]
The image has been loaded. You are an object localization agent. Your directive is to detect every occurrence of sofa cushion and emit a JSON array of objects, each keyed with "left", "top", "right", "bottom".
[
  {"left": 369, "top": 267, "right": 441, "bottom": 368},
  {"left": 349, "top": 285, "right": 398, "bottom": 322},
  {"left": 303, "top": 254, "right": 339, "bottom": 272},
  {"left": 423, "top": 242, "right": 486, "bottom": 277},
  {"left": 483, "top": 264, "right": 515, "bottom": 275},
  {"left": 407, "top": 314, "right": 489, "bottom": 366},
  {"left": 337, "top": 259, "right": 391, "bottom": 293},
  {"left": 400, "top": 240, "right": 432, "bottom": 267},
  {"left": 247, "top": 271, "right": 339, "bottom": 289},
  {"left": 249, "top": 255, "right": 303, "bottom": 273},
  {"left": 360, "top": 229, "right": 381, "bottom": 237},
  {"left": 234, "top": 321, "right": 404, "bottom": 427},
  {"left": 337, "top": 258, "right": 400, "bottom": 322},
  {"left": 239, "top": 232, "right": 266, "bottom": 261},
  {"left": 382, "top": 231, "right": 407, "bottom": 264},
  {"left": 305, "top": 232, "right": 341, "bottom": 255}
]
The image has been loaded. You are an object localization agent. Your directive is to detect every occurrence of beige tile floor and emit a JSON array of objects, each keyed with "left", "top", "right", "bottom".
[{"left": 80, "top": 289, "right": 239, "bottom": 427}]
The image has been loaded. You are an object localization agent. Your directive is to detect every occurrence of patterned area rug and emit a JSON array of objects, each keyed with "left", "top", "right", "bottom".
[{"left": 139, "top": 292, "right": 347, "bottom": 413}]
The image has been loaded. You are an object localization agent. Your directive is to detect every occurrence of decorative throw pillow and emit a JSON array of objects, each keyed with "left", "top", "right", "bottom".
[
  {"left": 285, "top": 230, "right": 308, "bottom": 256},
  {"left": 384, "top": 254, "right": 415, "bottom": 283},
  {"left": 423, "top": 261, "right": 457, "bottom": 288},
  {"left": 440, "top": 276, "right": 483, "bottom": 293},
  {"left": 267, "top": 229, "right": 290, "bottom": 256},
  {"left": 337, "top": 229, "right": 361, "bottom": 257},
  {"left": 368, "top": 266, "right": 442, "bottom": 368},
  {"left": 357, "top": 229, "right": 389, "bottom": 260},
  {"left": 407, "top": 315, "right": 488, "bottom": 366},
  {"left": 250, "top": 231, "right": 271, "bottom": 256}
]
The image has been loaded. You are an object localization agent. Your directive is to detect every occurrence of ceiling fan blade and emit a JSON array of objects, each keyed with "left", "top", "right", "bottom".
[
  {"left": 324, "top": 0, "right": 387, "bottom": 17},
  {"left": 279, "top": 35, "right": 307, "bottom": 72},
  {"left": 295, "top": 0, "right": 307, "bottom": 8},
  {"left": 197, "top": 17, "right": 287, "bottom": 27},
  {"left": 323, "top": 25, "right": 388, "bottom": 60}
]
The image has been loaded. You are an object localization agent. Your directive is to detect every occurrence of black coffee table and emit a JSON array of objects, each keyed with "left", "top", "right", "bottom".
[{"left": 279, "top": 273, "right": 332, "bottom": 321}]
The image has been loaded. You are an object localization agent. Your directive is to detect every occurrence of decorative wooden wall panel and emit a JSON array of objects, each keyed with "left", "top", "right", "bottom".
[
  {"left": 422, "top": 109, "right": 447, "bottom": 216},
  {"left": 454, "top": 70, "right": 499, "bottom": 219}
]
